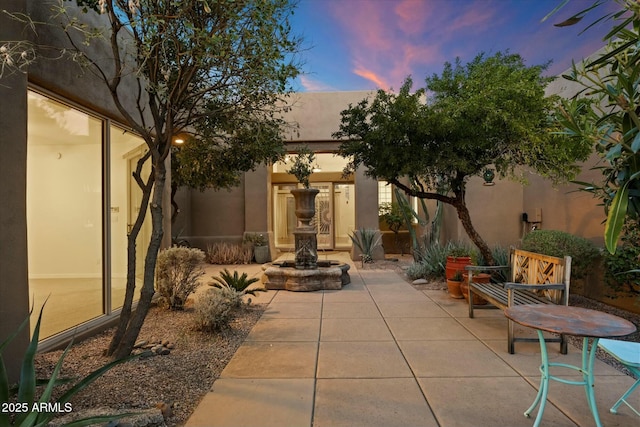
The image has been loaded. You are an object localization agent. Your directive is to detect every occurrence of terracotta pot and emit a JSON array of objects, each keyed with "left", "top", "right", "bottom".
[
  {"left": 459, "top": 272, "right": 490, "bottom": 305},
  {"left": 446, "top": 279, "right": 464, "bottom": 299},
  {"left": 445, "top": 256, "right": 472, "bottom": 280}
]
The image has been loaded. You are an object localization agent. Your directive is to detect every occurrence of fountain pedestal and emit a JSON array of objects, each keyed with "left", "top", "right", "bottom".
[{"left": 263, "top": 187, "right": 350, "bottom": 291}]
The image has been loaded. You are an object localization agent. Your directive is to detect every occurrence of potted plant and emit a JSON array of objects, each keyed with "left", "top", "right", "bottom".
[
  {"left": 446, "top": 270, "right": 464, "bottom": 299},
  {"left": 445, "top": 243, "right": 473, "bottom": 280},
  {"left": 286, "top": 145, "right": 315, "bottom": 189},
  {"left": 244, "top": 233, "right": 270, "bottom": 264}
]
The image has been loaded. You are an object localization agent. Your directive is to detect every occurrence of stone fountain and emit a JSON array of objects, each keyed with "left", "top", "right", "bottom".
[{"left": 263, "top": 187, "right": 350, "bottom": 291}]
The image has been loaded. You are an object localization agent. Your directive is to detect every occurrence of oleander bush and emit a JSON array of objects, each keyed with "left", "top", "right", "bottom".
[
  {"left": 521, "top": 230, "right": 599, "bottom": 279},
  {"left": 156, "top": 247, "right": 205, "bottom": 310},
  {"left": 604, "top": 220, "right": 640, "bottom": 297},
  {"left": 205, "top": 242, "right": 253, "bottom": 265}
]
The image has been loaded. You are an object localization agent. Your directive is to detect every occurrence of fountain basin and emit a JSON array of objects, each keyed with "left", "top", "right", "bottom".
[{"left": 262, "top": 261, "right": 350, "bottom": 292}]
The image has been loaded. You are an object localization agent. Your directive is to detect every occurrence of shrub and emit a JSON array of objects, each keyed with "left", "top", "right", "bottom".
[
  {"left": 206, "top": 242, "right": 253, "bottom": 264},
  {"left": 521, "top": 230, "right": 600, "bottom": 279},
  {"left": 156, "top": 247, "right": 205, "bottom": 310},
  {"left": 604, "top": 220, "right": 640, "bottom": 297},
  {"left": 210, "top": 269, "right": 265, "bottom": 304},
  {"left": 194, "top": 288, "right": 238, "bottom": 332}
]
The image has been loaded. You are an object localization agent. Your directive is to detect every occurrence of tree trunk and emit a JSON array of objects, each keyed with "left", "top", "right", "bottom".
[
  {"left": 106, "top": 150, "right": 166, "bottom": 359},
  {"left": 111, "top": 160, "right": 166, "bottom": 360},
  {"left": 452, "top": 192, "right": 495, "bottom": 265},
  {"left": 106, "top": 162, "right": 153, "bottom": 358}
]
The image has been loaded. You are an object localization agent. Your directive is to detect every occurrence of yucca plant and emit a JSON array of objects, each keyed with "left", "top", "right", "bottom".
[
  {"left": 1, "top": 304, "right": 139, "bottom": 426},
  {"left": 349, "top": 228, "right": 382, "bottom": 264},
  {"left": 210, "top": 269, "right": 265, "bottom": 301}
]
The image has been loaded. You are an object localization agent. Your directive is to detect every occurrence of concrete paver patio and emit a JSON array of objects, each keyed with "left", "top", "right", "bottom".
[{"left": 186, "top": 258, "right": 638, "bottom": 427}]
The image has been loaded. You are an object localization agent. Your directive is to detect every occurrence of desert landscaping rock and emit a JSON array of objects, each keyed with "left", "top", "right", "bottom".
[{"left": 35, "top": 303, "right": 265, "bottom": 426}]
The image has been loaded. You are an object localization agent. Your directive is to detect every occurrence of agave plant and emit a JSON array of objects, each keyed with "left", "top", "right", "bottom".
[
  {"left": 210, "top": 269, "right": 265, "bottom": 298},
  {"left": 349, "top": 228, "right": 382, "bottom": 264},
  {"left": 0, "top": 304, "right": 139, "bottom": 427}
]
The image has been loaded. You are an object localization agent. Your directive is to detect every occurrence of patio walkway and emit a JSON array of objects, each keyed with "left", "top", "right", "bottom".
[{"left": 186, "top": 256, "right": 638, "bottom": 427}]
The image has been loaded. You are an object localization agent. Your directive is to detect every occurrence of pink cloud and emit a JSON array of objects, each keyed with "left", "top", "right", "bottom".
[
  {"left": 448, "top": 5, "right": 496, "bottom": 34},
  {"left": 394, "top": 0, "right": 434, "bottom": 36},
  {"left": 299, "top": 75, "right": 337, "bottom": 92},
  {"left": 326, "top": 0, "right": 448, "bottom": 89},
  {"left": 353, "top": 65, "right": 391, "bottom": 91}
]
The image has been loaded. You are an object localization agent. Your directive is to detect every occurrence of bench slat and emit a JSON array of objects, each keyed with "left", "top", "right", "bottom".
[{"left": 466, "top": 248, "right": 571, "bottom": 354}]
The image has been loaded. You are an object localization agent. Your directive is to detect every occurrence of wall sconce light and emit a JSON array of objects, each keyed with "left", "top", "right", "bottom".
[{"left": 172, "top": 133, "right": 190, "bottom": 146}]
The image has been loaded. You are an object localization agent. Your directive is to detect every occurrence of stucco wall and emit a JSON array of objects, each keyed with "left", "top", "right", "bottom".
[
  {"left": 283, "top": 91, "right": 374, "bottom": 141},
  {"left": 0, "top": 0, "right": 31, "bottom": 383}
]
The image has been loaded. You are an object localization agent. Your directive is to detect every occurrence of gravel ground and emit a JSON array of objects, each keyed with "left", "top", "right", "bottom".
[
  {"left": 34, "top": 302, "right": 265, "bottom": 426},
  {"left": 32, "top": 257, "right": 639, "bottom": 426}
]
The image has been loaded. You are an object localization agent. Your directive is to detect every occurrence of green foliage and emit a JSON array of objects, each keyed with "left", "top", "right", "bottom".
[
  {"left": 551, "top": 1, "right": 640, "bottom": 253},
  {"left": 194, "top": 288, "right": 238, "bottom": 332},
  {"left": 379, "top": 202, "right": 406, "bottom": 233},
  {"left": 335, "top": 51, "right": 588, "bottom": 264},
  {"left": 210, "top": 268, "right": 265, "bottom": 302},
  {"left": 392, "top": 187, "right": 439, "bottom": 261},
  {"left": 206, "top": 242, "right": 253, "bottom": 265},
  {"left": 450, "top": 271, "right": 464, "bottom": 282},
  {"left": 156, "top": 247, "right": 205, "bottom": 310},
  {"left": 286, "top": 145, "right": 316, "bottom": 188},
  {"left": 406, "top": 241, "right": 449, "bottom": 280},
  {"left": 349, "top": 228, "right": 382, "bottom": 263},
  {"left": 446, "top": 241, "right": 475, "bottom": 258},
  {"left": 521, "top": 230, "right": 600, "bottom": 279},
  {"left": 603, "top": 220, "right": 640, "bottom": 297},
  {"left": 0, "top": 304, "right": 137, "bottom": 426},
  {"left": 244, "top": 233, "right": 267, "bottom": 247},
  {"left": 379, "top": 201, "right": 410, "bottom": 255}
]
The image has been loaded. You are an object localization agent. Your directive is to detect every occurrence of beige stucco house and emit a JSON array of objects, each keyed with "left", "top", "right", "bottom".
[{"left": 0, "top": 0, "right": 607, "bottom": 381}]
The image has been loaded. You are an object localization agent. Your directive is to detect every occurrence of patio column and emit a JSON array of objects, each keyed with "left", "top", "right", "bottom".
[{"left": 353, "top": 166, "right": 384, "bottom": 260}]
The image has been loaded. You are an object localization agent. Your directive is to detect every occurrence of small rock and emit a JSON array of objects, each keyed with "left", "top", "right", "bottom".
[
  {"left": 412, "top": 279, "right": 429, "bottom": 285},
  {"left": 161, "top": 340, "right": 170, "bottom": 346},
  {"left": 139, "top": 350, "right": 154, "bottom": 359},
  {"left": 166, "top": 343, "right": 175, "bottom": 349},
  {"left": 134, "top": 340, "right": 148, "bottom": 348},
  {"left": 155, "top": 402, "right": 173, "bottom": 419},
  {"left": 160, "top": 348, "right": 170, "bottom": 356}
]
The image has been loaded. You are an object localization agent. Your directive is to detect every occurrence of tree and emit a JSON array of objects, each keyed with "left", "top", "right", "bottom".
[
  {"left": 17, "top": 0, "right": 301, "bottom": 359},
  {"left": 334, "top": 52, "right": 592, "bottom": 264},
  {"left": 550, "top": 0, "right": 640, "bottom": 253},
  {"left": 379, "top": 202, "right": 407, "bottom": 255}
]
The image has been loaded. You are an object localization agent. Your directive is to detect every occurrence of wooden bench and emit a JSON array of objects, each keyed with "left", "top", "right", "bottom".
[{"left": 466, "top": 248, "right": 572, "bottom": 354}]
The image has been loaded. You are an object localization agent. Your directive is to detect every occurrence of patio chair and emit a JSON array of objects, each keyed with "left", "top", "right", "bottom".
[{"left": 597, "top": 339, "right": 640, "bottom": 416}]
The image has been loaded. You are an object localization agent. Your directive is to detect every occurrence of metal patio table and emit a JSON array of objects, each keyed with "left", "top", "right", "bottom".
[{"left": 504, "top": 304, "right": 637, "bottom": 427}]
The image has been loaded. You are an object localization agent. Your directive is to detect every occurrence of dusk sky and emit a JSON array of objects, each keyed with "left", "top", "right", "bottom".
[{"left": 290, "top": 0, "right": 619, "bottom": 92}]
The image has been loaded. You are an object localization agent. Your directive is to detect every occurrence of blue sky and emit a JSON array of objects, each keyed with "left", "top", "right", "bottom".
[{"left": 290, "top": 0, "right": 619, "bottom": 92}]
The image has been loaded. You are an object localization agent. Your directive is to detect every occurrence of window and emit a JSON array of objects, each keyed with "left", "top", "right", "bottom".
[
  {"left": 378, "top": 181, "right": 392, "bottom": 206},
  {"left": 26, "top": 89, "right": 146, "bottom": 339}
]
